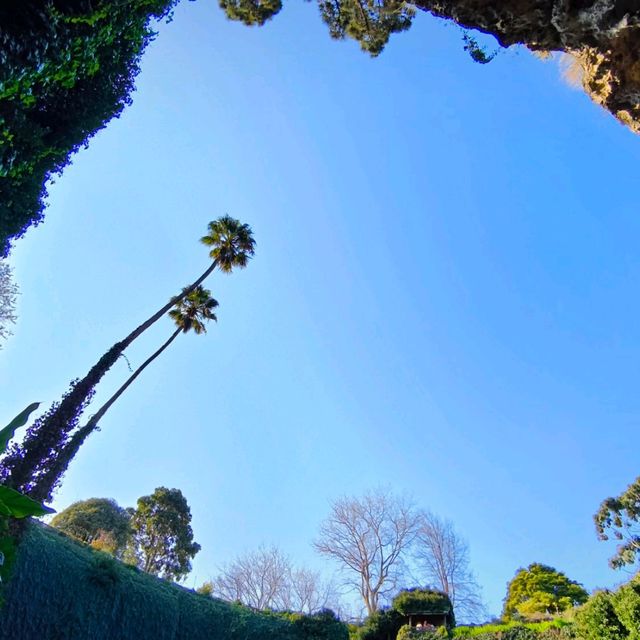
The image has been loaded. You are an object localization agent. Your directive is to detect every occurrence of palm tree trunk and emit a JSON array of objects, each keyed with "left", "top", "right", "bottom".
[
  {"left": 85, "top": 326, "right": 182, "bottom": 432},
  {"left": 121, "top": 259, "right": 218, "bottom": 348},
  {"left": 2, "top": 260, "right": 217, "bottom": 496},
  {"left": 29, "top": 327, "right": 182, "bottom": 502}
]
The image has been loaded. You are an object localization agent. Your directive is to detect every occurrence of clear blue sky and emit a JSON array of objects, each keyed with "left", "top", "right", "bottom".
[{"left": 2, "top": 0, "right": 640, "bottom": 620}]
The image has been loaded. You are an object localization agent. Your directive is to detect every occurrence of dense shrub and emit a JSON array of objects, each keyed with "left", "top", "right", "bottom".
[
  {"left": 454, "top": 621, "right": 574, "bottom": 640},
  {"left": 613, "top": 581, "right": 640, "bottom": 640},
  {"left": 277, "top": 609, "right": 349, "bottom": 640},
  {"left": 397, "top": 623, "right": 448, "bottom": 640},
  {"left": 357, "top": 607, "right": 406, "bottom": 640},
  {"left": 574, "top": 591, "right": 626, "bottom": 640}
]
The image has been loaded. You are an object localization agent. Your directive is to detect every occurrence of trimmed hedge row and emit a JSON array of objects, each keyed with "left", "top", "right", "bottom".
[
  {"left": 0, "top": 523, "right": 347, "bottom": 640},
  {"left": 454, "top": 621, "right": 574, "bottom": 640}
]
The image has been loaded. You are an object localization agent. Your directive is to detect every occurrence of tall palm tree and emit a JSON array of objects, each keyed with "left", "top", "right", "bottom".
[
  {"left": 30, "top": 287, "right": 218, "bottom": 502},
  {"left": 125, "top": 216, "right": 254, "bottom": 346},
  {"left": 2, "top": 216, "right": 254, "bottom": 496}
]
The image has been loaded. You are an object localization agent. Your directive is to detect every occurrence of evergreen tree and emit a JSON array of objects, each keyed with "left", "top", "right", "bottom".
[{"left": 128, "top": 487, "right": 201, "bottom": 581}]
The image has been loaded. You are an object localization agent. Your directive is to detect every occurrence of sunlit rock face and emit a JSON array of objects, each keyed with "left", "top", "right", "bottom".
[{"left": 414, "top": 0, "right": 640, "bottom": 133}]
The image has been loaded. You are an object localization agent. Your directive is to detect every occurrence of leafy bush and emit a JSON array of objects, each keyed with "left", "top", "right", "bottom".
[
  {"left": 397, "top": 624, "right": 449, "bottom": 640},
  {"left": 357, "top": 607, "right": 406, "bottom": 640},
  {"left": 277, "top": 609, "right": 349, "bottom": 640},
  {"left": 454, "top": 620, "right": 574, "bottom": 640},
  {"left": 574, "top": 591, "right": 626, "bottom": 640},
  {"left": 613, "top": 581, "right": 640, "bottom": 640}
]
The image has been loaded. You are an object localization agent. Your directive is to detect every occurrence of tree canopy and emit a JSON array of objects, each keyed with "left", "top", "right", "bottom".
[
  {"left": 502, "top": 563, "right": 589, "bottom": 621},
  {"left": 0, "top": 0, "right": 178, "bottom": 256},
  {"left": 50, "top": 497, "right": 131, "bottom": 557},
  {"left": 128, "top": 487, "right": 201, "bottom": 581},
  {"left": 595, "top": 476, "right": 640, "bottom": 570}
]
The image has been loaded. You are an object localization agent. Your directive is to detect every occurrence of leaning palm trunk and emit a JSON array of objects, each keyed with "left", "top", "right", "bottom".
[
  {"left": 29, "top": 327, "right": 183, "bottom": 502},
  {"left": 0, "top": 262, "right": 217, "bottom": 497},
  {"left": 123, "top": 260, "right": 218, "bottom": 347},
  {"left": 1, "top": 216, "right": 252, "bottom": 501}
]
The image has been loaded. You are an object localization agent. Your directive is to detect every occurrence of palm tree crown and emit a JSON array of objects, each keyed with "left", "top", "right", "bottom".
[
  {"left": 169, "top": 286, "right": 218, "bottom": 334},
  {"left": 200, "top": 215, "right": 256, "bottom": 273}
]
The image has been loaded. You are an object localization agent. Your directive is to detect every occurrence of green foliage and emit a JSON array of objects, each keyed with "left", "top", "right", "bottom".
[
  {"left": 50, "top": 498, "right": 131, "bottom": 557},
  {"left": 393, "top": 588, "right": 455, "bottom": 627},
  {"left": 317, "top": 0, "right": 414, "bottom": 57},
  {"left": 87, "top": 552, "right": 121, "bottom": 588},
  {"left": 128, "top": 487, "right": 201, "bottom": 581},
  {"left": 0, "top": 485, "right": 53, "bottom": 519},
  {"left": 200, "top": 215, "right": 257, "bottom": 272},
  {"left": 219, "top": 0, "right": 282, "bottom": 26},
  {"left": 169, "top": 286, "right": 218, "bottom": 334},
  {"left": 397, "top": 624, "right": 448, "bottom": 640},
  {"left": 357, "top": 607, "right": 405, "bottom": 640},
  {"left": 0, "top": 0, "right": 178, "bottom": 256},
  {"left": 196, "top": 580, "right": 214, "bottom": 596},
  {"left": 595, "top": 476, "right": 640, "bottom": 569},
  {"left": 502, "top": 564, "right": 588, "bottom": 621},
  {"left": 0, "top": 522, "right": 314, "bottom": 639},
  {"left": 613, "top": 580, "right": 640, "bottom": 640},
  {"left": 461, "top": 33, "right": 497, "bottom": 64},
  {"left": 575, "top": 591, "right": 626, "bottom": 640},
  {"left": 0, "top": 371, "right": 103, "bottom": 503},
  {"left": 274, "top": 609, "right": 349, "bottom": 640},
  {"left": 454, "top": 620, "right": 574, "bottom": 640},
  {"left": 0, "top": 404, "right": 53, "bottom": 595},
  {"left": 0, "top": 403, "right": 40, "bottom": 453}
]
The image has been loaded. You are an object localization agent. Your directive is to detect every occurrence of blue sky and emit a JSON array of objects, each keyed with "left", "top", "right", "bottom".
[{"left": 2, "top": 0, "right": 640, "bottom": 619}]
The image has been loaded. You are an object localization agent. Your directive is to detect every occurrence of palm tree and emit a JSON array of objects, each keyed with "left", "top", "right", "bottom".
[
  {"left": 2, "top": 216, "right": 254, "bottom": 496},
  {"left": 29, "top": 287, "right": 218, "bottom": 502},
  {"left": 125, "top": 216, "right": 255, "bottom": 346}
]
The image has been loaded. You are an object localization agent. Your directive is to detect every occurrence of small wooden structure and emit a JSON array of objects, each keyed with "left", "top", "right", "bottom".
[
  {"left": 405, "top": 610, "right": 451, "bottom": 629},
  {"left": 392, "top": 588, "right": 455, "bottom": 631}
]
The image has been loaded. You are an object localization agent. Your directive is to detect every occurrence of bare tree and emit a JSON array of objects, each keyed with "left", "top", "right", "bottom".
[
  {"left": 314, "top": 489, "right": 420, "bottom": 615},
  {"left": 284, "top": 567, "right": 340, "bottom": 614},
  {"left": 0, "top": 260, "right": 18, "bottom": 346},
  {"left": 414, "top": 511, "right": 485, "bottom": 624},
  {"left": 214, "top": 545, "right": 291, "bottom": 610},
  {"left": 213, "top": 546, "right": 337, "bottom": 613}
]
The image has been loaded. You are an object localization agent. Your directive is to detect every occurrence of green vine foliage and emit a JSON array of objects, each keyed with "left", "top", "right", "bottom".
[
  {"left": 0, "top": 523, "right": 348, "bottom": 639},
  {"left": 0, "top": 0, "right": 179, "bottom": 256},
  {"left": 0, "top": 405, "right": 54, "bottom": 598}
]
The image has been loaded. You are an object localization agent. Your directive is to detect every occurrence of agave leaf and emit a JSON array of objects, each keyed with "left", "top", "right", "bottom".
[
  {"left": 0, "top": 403, "right": 40, "bottom": 454},
  {"left": 0, "top": 486, "right": 54, "bottom": 519}
]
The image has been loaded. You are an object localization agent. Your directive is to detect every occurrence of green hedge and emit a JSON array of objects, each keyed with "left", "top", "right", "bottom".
[
  {"left": 574, "top": 579, "right": 640, "bottom": 640},
  {"left": 0, "top": 523, "right": 347, "bottom": 640},
  {"left": 453, "top": 621, "right": 574, "bottom": 640}
]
